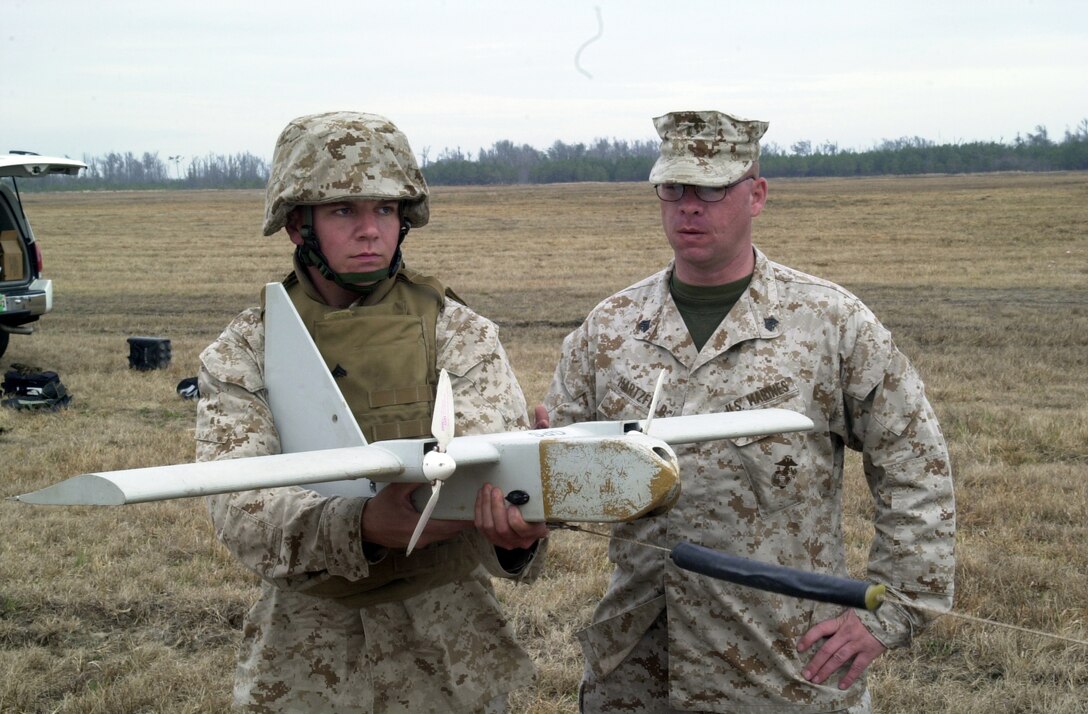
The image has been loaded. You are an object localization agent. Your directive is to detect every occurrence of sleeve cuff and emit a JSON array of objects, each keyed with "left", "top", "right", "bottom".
[
  {"left": 495, "top": 543, "right": 539, "bottom": 574},
  {"left": 469, "top": 532, "right": 549, "bottom": 582},
  {"left": 319, "top": 496, "right": 373, "bottom": 581},
  {"left": 855, "top": 585, "right": 951, "bottom": 649}
]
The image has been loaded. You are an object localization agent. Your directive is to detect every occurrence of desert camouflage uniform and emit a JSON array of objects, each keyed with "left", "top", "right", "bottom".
[
  {"left": 197, "top": 283, "right": 540, "bottom": 713},
  {"left": 544, "top": 248, "right": 955, "bottom": 713}
]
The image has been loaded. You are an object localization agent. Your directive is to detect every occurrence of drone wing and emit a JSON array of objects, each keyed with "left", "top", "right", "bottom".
[{"left": 10, "top": 446, "right": 406, "bottom": 506}]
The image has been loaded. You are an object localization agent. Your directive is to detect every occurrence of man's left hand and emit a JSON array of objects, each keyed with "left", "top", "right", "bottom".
[
  {"left": 797, "top": 609, "right": 887, "bottom": 689},
  {"left": 474, "top": 483, "right": 550, "bottom": 551}
]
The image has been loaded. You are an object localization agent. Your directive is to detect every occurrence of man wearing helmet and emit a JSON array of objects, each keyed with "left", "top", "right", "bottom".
[
  {"left": 196, "top": 112, "right": 547, "bottom": 713},
  {"left": 537, "top": 110, "right": 955, "bottom": 712}
]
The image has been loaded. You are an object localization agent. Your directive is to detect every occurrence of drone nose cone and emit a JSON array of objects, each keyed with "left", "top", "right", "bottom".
[
  {"left": 622, "top": 431, "right": 680, "bottom": 517},
  {"left": 649, "top": 455, "right": 681, "bottom": 516},
  {"left": 422, "top": 451, "right": 456, "bottom": 482}
]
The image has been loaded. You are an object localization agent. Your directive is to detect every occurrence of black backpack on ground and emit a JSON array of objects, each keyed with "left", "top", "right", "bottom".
[{"left": 1, "top": 364, "right": 72, "bottom": 411}]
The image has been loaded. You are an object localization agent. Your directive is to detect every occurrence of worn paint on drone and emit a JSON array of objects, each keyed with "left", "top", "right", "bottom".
[{"left": 537, "top": 438, "right": 680, "bottom": 522}]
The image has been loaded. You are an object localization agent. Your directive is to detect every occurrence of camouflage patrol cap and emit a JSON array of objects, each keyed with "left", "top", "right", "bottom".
[
  {"left": 648, "top": 110, "right": 769, "bottom": 187},
  {"left": 263, "top": 111, "right": 429, "bottom": 236}
]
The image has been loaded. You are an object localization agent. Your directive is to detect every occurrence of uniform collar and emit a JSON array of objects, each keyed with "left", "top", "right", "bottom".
[{"left": 635, "top": 248, "right": 784, "bottom": 369}]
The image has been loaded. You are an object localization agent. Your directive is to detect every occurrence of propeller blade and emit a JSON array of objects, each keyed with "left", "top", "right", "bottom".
[
  {"left": 406, "top": 481, "right": 443, "bottom": 555},
  {"left": 432, "top": 369, "right": 455, "bottom": 452},
  {"left": 643, "top": 370, "right": 666, "bottom": 435},
  {"left": 411, "top": 369, "right": 457, "bottom": 555}
]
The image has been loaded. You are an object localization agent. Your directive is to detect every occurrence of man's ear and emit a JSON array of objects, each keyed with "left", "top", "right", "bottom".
[
  {"left": 749, "top": 177, "right": 769, "bottom": 218},
  {"left": 285, "top": 207, "right": 305, "bottom": 246}
]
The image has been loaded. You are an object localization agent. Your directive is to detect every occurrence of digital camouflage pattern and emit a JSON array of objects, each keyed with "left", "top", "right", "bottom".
[
  {"left": 263, "top": 111, "right": 430, "bottom": 236},
  {"left": 544, "top": 249, "right": 955, "bottom": 713},
  {"left": 649, "top": 110, "right": 769, "bottom": 188},
  {"left": 197, "top": 283, "right": 540, "bottom": 713}
]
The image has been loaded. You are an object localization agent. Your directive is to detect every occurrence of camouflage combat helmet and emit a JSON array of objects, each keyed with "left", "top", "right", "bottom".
[
  {"left": 263, "top": 111, "right": 430, "bottom": 288},
  {"left": 263, "top": 111, "right": 429, "bottom": 235}
]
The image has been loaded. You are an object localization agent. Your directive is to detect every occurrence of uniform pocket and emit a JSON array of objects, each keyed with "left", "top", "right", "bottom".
[
  {"left": 597, "top": 385, "right": 655, "bottom": 422},
  {"left": 576, "top": 594, "right": 666, "bottom": 678},
  {"left": 222, "top": 503, "right": 284, "bottom": 569},
  {"left": 729, "top": 386, "right": 812, "bottom": 515},
  {"left": 734, "top": 430, "right": 810, "bottom": 514}
]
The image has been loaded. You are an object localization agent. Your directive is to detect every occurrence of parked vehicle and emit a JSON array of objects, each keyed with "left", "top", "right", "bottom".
[{"left": 0, "top": 152, "right": 86, "bottom": 359}]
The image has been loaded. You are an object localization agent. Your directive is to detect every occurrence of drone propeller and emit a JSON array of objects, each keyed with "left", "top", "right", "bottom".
[
  {"left": 641, "top": 370, "right": 666, "bottom": 435},
  {"left": 407, "top": 369, "right": 457, "bottom": 555}
]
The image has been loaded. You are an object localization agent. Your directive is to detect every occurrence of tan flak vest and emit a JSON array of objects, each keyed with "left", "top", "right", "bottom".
[
  {"left": 284, "top": 267, "right": 445, "bottom": 442},
  {"left": 276, "top": 267, "right": 477, "bottom": 607}
]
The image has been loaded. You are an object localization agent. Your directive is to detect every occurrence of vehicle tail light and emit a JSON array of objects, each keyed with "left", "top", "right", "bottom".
[{"left": 33, "top": 243, "right": 44, "bottom": 272}]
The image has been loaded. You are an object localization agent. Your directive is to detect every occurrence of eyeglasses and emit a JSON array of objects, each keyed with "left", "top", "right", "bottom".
[{"left": 655, "top": 177, "right": 755, "bottom": 202}]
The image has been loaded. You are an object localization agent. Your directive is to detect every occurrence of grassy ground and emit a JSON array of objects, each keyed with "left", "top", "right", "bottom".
[{"left": 1, "top": 174, "right": 1086, "bottom": 713}]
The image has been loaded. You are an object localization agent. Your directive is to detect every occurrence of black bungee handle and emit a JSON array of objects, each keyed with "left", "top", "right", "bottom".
[{"left": 670, "top": 541, "right": 886, "bottom": 611}]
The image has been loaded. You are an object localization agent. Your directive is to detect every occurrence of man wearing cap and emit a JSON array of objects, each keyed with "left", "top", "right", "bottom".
[
  {"left": 197, "top": 111, "right": 548, "bottom": 713},
  {"left": 537, "top": 110, "right": 955, "bottom": 712}
]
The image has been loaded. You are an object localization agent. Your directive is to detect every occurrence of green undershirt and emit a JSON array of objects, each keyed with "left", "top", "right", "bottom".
[{"left": 669, "top": 272, "right": 753, "bottom": 352}]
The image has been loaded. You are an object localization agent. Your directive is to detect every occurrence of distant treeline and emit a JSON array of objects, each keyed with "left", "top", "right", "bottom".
[
  {"left": 759, "top": 122, "right": 1088, "bottom": 177},
  {"left": 20, "top": 120, "right": 1088, "bottom": 191},
  {"left": 422, "top": 121, "right": 1088, "bottom": 184},
  {"left": 22, "top": 151, "right": 270, "bottom": 191}
]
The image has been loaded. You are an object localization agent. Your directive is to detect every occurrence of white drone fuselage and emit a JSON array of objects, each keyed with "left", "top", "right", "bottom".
[{"left": 12, "top": 283, "right": 814, "bottom": 525}]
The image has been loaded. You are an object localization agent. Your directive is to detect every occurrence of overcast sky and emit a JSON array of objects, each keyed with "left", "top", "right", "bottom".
[{"left": 3, "top": 0, "right": 1086, "bottom": 166}]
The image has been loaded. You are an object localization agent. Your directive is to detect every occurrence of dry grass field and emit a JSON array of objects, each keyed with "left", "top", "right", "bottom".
[{"left": 1, "top": 173, "right": 1086, "bottom": 713}]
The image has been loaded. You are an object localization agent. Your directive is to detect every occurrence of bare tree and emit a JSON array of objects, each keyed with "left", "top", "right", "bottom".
[{"left": 168, "top": 155, "right": 184, "bottom": 179}]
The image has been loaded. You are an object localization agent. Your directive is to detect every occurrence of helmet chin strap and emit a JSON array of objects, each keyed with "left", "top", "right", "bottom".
[{"left": 295, "top": 206, "right": 411, "bottom": 293}]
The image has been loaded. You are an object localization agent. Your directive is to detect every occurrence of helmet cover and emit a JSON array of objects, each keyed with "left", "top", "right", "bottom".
[{"left": 263, "top": 111, "right": 429, "bottom": 236}]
